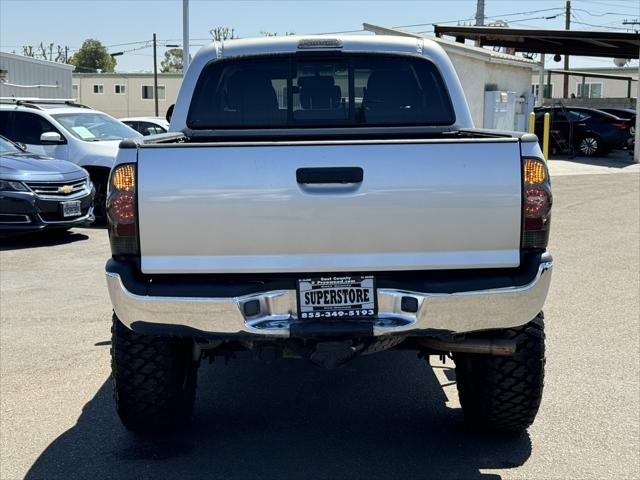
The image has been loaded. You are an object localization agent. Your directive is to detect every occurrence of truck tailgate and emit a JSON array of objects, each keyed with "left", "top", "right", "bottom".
[{"left": 137, "top": 140, "right": 522, "bottom": 274}]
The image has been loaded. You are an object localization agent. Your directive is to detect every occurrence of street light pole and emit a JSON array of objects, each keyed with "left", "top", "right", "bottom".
[
  {"left": 183, "top": 0, "right": 190, "bottom": 75},
  {"left": 153, "top": 33, "right": 159, "bottom": 117}
]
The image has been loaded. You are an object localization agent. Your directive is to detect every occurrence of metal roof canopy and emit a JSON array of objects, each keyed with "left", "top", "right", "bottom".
[
  {"left": 542, "top": 69, "right": 637, "bottom": 82},
  {"left": 433, "top": 26, "right": 640, "bottom": 59}
]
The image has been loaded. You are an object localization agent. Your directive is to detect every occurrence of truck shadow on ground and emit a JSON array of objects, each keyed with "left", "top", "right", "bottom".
[
  {"left": 25, "top": 351, "right": 531, "bottom": 480},
  {"left": 0, "top": 229, "right": 88, "bottom": 251}
]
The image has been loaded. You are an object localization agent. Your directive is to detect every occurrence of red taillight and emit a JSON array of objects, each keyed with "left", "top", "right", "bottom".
[
  {"left": 107, "top": 164, "right": 138, "bottom": 256},
  {"left": 524, "top": 187, "right": 548, "bottom": 216},
  {"left": 522, "top": 158, "right": 552, "bottom": 250},
  {"left": 111, "top": 192, "right": 136, "bottom": 223},
  {"left": 611, "top": 122, "right": 628, "bottom": 129}
]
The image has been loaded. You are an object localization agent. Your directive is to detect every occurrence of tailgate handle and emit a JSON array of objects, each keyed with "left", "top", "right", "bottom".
[{"left": 296, "top": 167, "right": 363, "bottom": 184}]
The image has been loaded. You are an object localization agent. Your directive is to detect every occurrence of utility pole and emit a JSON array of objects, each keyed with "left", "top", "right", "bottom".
[
  {"left": 475, "top": 0, "right": 485, "bottom": 26},
  {"left": 153, "top": 33, "right": 159, "bottom": 117},
  {"left": 183, "top": 0, "right": 190, "bottom": 75},
  {"left": 563, "top": 0, "right": 571, "bottom": 99},
  {"left": 474, "top": 0, "right": 485, "bottom": 47}
]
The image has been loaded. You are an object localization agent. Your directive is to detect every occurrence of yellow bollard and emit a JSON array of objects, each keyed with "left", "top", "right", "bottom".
[
  {"left": 542, "top": 112, "right": 550, "bottom": 160},
  {"left": 528, "top": 112, "right": 535, "bottom": 134}
]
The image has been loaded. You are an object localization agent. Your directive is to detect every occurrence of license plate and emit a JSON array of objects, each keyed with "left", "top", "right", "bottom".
[
  {"left": 297, "top": 275, "right": 377, "bottom": 320},
  {"left": 61, "top": 201, "right": 81, "bottom": 217}
]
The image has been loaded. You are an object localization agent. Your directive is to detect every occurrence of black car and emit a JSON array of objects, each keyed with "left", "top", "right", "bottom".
[
  {"left": 534, "top": 106, "right": 633, "bottom": 157},
  {"left": 599, "top": 108, "right": 636, "bottom": 146},
  {"left": 0, "top": 135, "right": 95, "bottom": 236},
  {"left": 599, "top": 107, "right": 636, "bottom": 127}
]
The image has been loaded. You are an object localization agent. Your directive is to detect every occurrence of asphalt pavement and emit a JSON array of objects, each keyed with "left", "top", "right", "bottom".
[{"left": 0, "top": 159, "right": 638, "bottom": 480}]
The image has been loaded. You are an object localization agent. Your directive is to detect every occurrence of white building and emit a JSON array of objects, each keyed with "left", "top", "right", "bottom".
[
  {"left": 0, "top": 52, "right": 74, "bottom": 99},
  {"left": 531, "top": 66, "right": 638, "bottom": 104},
  {"left": 72, "top": 73, "right": 182, "bottom": 118}
]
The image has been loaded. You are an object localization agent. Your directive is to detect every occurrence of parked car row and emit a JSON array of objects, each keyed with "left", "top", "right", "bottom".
[
  {"left": 0, "top": 98, "right": 169, "bottom": 236},
  {"left": 533, "top": 106, "right": 634, "bottom": 157},
  {"left": 0, "top": 135, "right": 95, "bottom": 236},
  {"left": 0, "top": 96, "right": 635, "bottom": 239},
  {"left": 0, "top": 99, "right": 144, "bottom": 223}
]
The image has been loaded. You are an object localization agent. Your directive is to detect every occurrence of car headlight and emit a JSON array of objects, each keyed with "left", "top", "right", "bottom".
[{"left": 0, "top": 180, "right": 28, "bottom": 191}]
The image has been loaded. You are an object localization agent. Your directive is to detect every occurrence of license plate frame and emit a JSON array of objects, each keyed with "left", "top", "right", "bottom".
[
  {"left": 61, "top": 200, "right": 81, "bottom": 218},
  {"left": 297, "top": 275, "right": 377, "bottom": 320}
]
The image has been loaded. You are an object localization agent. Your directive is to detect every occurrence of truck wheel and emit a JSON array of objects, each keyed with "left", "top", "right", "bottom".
[
  {"left": 453, "top": 313, "right": 545, "bottom": 432},
  {"left": 111, "top": 314, "right": 198, "bottom": 433}
]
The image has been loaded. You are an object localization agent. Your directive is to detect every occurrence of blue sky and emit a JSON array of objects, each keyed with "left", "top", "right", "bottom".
[{"left": 1, "top": 0, "right": 638, "bottom": 72}]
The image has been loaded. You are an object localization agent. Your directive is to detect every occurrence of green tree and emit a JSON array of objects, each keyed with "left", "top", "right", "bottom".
[
  {"left": 160, "top": 48, "right": 190, "bottom": 73},
  {"left": 69, "top": 39, "right": 115, "bottom": 73}
]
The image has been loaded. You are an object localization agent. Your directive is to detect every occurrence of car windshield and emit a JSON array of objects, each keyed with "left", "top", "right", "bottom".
[
  {"left": 188, "top": 54, "right": 456, "bottom": 129},
  {"left": 52, "top": 113, "right": 139, "bottom": 141},
  {"left": 0, "top": 136, "right": 21, "bottom": 154}
]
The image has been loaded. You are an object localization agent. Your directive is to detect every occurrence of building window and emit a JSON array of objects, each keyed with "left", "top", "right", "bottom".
[
  {"left": 576, "top": 82, "right": 603, "bottom": 99},
  {"left": 92, "top": 84, "right": 104, "bottom": 94},
  {"left": 141, "top": 85, "right": 166, "bottom": 100},
  {"left": 531, "top": 83, "right": 553, "bottom": 98},
  {"left": 114, "top": 84, "right": 126, "bottom": 95},
  {"left": 141, "top": 85, "right": 153, "bottom": 99},
  {"left": 72, "top": 84, "right": 79, "bottom": 98}
]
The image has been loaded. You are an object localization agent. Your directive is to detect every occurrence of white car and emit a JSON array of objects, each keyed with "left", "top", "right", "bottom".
[
  {"left": 0, "top": 99, "right": 141, "bottom": 220},
  {"left": 119, "top": 117, "right": 169, "bottom": 136}
]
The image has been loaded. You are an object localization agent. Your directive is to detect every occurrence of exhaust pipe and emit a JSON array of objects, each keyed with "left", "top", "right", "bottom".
[{"left": 418, "top": 338, "right": 516, "bottom": 356}]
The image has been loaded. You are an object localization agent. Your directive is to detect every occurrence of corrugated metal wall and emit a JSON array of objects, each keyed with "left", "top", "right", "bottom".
[{"left": 0, "top": 52, "right": 74, "bottom": 99}]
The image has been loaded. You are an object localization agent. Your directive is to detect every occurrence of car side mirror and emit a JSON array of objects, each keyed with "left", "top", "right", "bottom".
[
  {"left": 166, "top": 104, "right": 175, "bottom": 124},
  {"left": 40, "top": 132, "right": 64, "bottom": 144}
]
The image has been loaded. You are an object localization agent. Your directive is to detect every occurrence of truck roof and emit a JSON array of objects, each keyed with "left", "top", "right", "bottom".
[{"left": 197, "top": 34, "right": 435, "bottom": 61}]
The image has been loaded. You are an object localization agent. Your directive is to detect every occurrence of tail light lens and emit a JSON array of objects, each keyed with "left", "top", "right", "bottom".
[
  {"left": 522, "top": 158, "right": 552, "bottom": 250},
  {"left": 107, "top": 163, "right": 139, "bottom": 256}
]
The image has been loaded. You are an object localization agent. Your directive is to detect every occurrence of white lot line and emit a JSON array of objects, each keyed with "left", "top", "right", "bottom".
[{"left": 429, "top": 356, "right": 461, "bottom": 409}]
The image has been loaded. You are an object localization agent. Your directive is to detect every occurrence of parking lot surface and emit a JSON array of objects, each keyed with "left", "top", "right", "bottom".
[{"left": 1, "top": 165, "right": 639, "bottom": 479}]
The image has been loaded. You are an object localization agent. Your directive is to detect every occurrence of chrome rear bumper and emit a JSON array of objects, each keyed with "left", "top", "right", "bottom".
[{"left": 106, "top": 261, "right": 552, "bottom": 337}]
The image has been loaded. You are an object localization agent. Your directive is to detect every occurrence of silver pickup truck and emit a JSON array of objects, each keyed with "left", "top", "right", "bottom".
[{"left": 105, "top": 35, "right": 553, "bottom": 434}]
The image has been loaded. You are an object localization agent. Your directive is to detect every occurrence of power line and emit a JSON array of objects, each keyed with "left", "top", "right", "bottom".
[
  {"left": 573, "top": 0, "right": 640, "bottom": 13},
  {"left": 572, "top": 8, "right": 635, "bottom": 17},
  {"left": 570, "top": 13, "right": 638, "bottom": 31},
  {"left": 392, "top": 7, "right": 566, "bottom": 30}
]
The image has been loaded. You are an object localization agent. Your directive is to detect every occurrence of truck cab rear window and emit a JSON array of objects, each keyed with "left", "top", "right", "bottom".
[{"left": 187, "top": 54, "right": 455, "bottom": 129}]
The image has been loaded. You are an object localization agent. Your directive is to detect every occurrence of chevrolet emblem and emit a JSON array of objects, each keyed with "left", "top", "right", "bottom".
[{"left": 59, "top": 185, "right": 73, "bottom": 194}]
